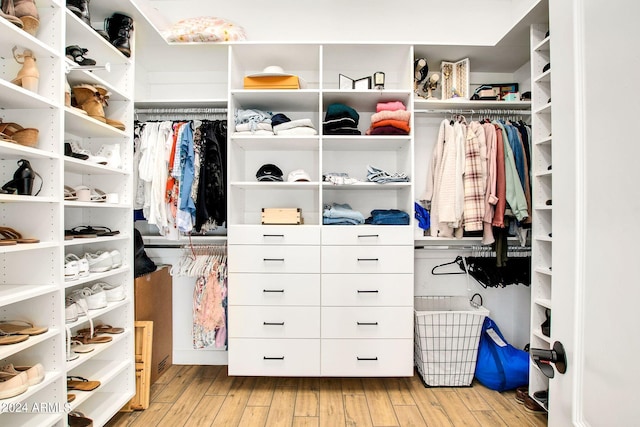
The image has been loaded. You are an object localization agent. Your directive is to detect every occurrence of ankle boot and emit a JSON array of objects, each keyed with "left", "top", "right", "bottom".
[
  {"left": 66, "top": 0, "right": 90, "bottom": 26},
  {"left": 95, "top": 143, "right": 121, "bottom": 169},
  {"left": 72, "top": 84, "right": 106, "bottom": 123},
  {"left": 2, "top": 159, "right": 37, "bottom": 195},
  {"left": 11, "top": 47, "right": 39, "bottom": 93},
  {"left": 94, "top": 85, "right": 125, "bottom": 130},
  {"left": 13, "top": 0, "right": 38, "bottom": 35},
  {"left": 1, "top": 0, "right": 24, "bottom": 29},
  {"left": 106, "top": 13, "right": 133, "bottom": 58}
]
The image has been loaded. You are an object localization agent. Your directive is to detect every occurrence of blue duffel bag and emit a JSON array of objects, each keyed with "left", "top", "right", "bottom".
[{"left": 474, "top": 317, "right": 529, "bottom": 391}]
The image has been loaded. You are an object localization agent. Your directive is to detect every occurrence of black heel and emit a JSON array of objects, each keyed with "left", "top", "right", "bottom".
[{"left": 1, "top": 159, "right": 41, "bottom": 196}]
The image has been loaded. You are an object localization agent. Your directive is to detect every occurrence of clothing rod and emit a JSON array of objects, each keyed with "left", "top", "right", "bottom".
[
  {"left": 414, "top": 109, "right": 531, "bottom": 115},
  {"left": 134, "top": 107, "right": 228, "bottom": 114}
]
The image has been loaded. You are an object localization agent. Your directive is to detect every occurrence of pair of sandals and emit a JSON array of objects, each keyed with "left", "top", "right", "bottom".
[
  {"left": 65, "top": 45, "right": 96, "bottom": 66},
  {"left": 0, "top": 226, "right": 39, "bottom": 245},
  {"left": 0, "top": 320, "right": 48, "bottom": 345},
  {"left": 65, "top": 225, "right": 120, "bottom": 240},
  {"left": 64, "top": 185, "right": 106, "bottom": 202}
]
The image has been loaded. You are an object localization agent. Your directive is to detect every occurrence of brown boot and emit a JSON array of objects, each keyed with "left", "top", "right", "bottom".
[
  {"left": 94, "top": 85, "right": 125, "bottom": 130},
  {"left": 11, "top": 47, "right": 39, "bottom": 93},
  {"left": 12, "top": 0, "right": 38, "bottom": 35},
  {"left": 72, "top": 84, "right": 106, "bottom": 123}
]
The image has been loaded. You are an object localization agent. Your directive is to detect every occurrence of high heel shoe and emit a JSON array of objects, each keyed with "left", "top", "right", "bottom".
[
  {"left": 1, "top": 0, "right": 23, "bottom": 29},
  {"left": 11, "top": 46, "right": 39, "bottom": 93},
  {"left": 65, "top": 45, "right": 96, "bottom": 66},
  {"left": 12, "top": 0, "right": 39, "bottom": 36},
  {"left": 1, "top": 159, "right": 42, "bottom": 196}
]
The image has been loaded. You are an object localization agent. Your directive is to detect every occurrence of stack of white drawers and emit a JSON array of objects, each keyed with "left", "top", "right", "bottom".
[{"left": 228, "top": 225, "right": 413, "bottom": 377}]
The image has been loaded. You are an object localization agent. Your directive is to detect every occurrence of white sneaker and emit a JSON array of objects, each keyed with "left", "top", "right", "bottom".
[
  {"left": 66, "top": 253, "right": 89, "bottom": 277},
  {"left": 95, "top": 144, "right": 122, "bottom": 169},
  {"left": 65, "top": 139, "right": 108, "bottom": 165},
  {"left": 108, "top": 250, "right": 122, "bottom": 269},
  {"left": 84, "top": 251, "right": 112, "bottom": 272},
  {"left": 81, "top": 286, "right": 107, "bottom": 310},
  {"left": 65, "top": 298, "right": 78, "bottom": 323},
  {"left": 65, "top": 260, "right": 79, "bottom": 281},
  {"left": 92, "top": 282, "right": 125, "bottom": 302},
  {"left": 68, "top": 290, "right": 89, "bottom": 315}
]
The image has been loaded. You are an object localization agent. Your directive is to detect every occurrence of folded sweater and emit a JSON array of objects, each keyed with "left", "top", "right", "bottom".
[
  {"left": 376, "top": 101, "right": 406, "bottom": 112},
  {"left": 370, "top": 110, "right": 411, "bottom": 123},
  {"left": 371, "top": 119, "right": 411, "bottom": 133}
]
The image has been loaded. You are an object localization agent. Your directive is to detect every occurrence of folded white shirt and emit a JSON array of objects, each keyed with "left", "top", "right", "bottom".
[
  {"left": 274, "top": 127, "right": 318, "bottom": 136},
  {"left": 273, "top": 118, "right": 317, "bottom": 135},
  {"left": 235, "top": 122, "right": 273, "bottom": 133}
]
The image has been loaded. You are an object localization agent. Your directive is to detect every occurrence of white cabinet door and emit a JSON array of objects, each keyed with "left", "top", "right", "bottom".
[{"left": 549, "top": 1, "right": 639, "bottom": 425}]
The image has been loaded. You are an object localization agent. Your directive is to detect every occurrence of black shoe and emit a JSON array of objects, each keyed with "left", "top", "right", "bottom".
[
  {"left": 2, "top": 159, "right": 40, "bottom": 196},
  {"left": 66, "top": 0, "right": 91, "bottom": 26},
  {"left": 64, "top": 142, "right": 89, "bottom": 160},
  {"left": 105, "top": 13, "right": 134, "bottom": 58},
  {"left": 65, "top": 45, "right": 96, "bottom": 66},
  {"left": 541, "top": 309, "right": 551, "bottom": 337}
]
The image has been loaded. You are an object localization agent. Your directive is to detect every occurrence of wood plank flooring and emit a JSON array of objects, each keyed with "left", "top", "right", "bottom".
[{"left": 106, "top": 366, "right": 547, "bottom": 427}]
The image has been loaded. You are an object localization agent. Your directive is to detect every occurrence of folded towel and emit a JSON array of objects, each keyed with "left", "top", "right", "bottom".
[
  {"left": 235, "top": 122, "right": 273, "bottom": 133},
  {"left": 376, "top": 101, "right": 406, "bottom": 112},
  {"left": 371, "top": 119, "right": 411, "bottom": 133},
  {"left": 370, "top": 110, "right": 411, "bottom": 123}
]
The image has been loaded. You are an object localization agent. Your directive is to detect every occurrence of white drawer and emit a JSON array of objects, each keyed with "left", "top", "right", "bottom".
[
  {"left": 228, "top": 245, "right": 320, "bottom": 273},
  {"left": 229, "top": 273, "right": 320, "bottom": 306},
  {"left": 229, "top": 225, "right": 320, "bottom": 245},
  {"left": 228, "top": 338, "right": 320, "bottom": 376},
  {"left": 321, "top": 339, "right": 413, "bottom": 376},
  {"left": 321, "top": 274, "right": 413, "bottom": 306},
  {"left": 321, "top": 246, "right": 413, "bottom": 273},
  {"left": 322, "top": 225, "right": 413, "bottom": 245},
  {"left": 321, "top": 307, "right": 413, "bottom": 339},
  {"left": 229, "top": 306, "right": 320, "bottom": 338}
]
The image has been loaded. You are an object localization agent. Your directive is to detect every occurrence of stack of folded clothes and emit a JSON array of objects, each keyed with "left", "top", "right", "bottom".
[
  {"left": 366, "top": 101, "right": 411, "bottom": 135},
  {"left": 234, "top": 108, "right": 273, "bottom": 135},
  {"left": 323, "top": 103, "right": 361, "bottom": 135},
  {"left": 323, "top": 172, "right": 360, "bottom": 185},
  {"left": 323, "top": 202, "right": 365, "bottom": 225},
  {"left": 365, "top": 209, "right": 410, "bottom": 225},
  {"left": 272, "top": 113, "right": 318, "bottom": 135}
]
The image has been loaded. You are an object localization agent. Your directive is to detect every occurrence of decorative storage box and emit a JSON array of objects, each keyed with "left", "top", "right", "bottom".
[
  {"left": 414, "top": 295, "right": 489, "bottom": 386},
  {"left": 440, "top": 58, "right": 470, "bottom": 99},
  {"left": 261, "top": 208, "right": 303, "bottom": 225}
]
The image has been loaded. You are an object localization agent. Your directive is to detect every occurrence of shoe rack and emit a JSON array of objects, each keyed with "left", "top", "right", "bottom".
[
  {"left": 529, "top": 22, "right": 552, "bottom": 411},
  {"left": 0, "top": 0, "right": 137, "bottom": 425}
]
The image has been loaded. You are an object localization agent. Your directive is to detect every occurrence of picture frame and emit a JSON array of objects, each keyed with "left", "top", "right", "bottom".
[
  {"left": 339, "top": 74, "right": 354, "bottom": 90},
  {"left": 354, "top": 76, "right": 372, "bottom": 90}
]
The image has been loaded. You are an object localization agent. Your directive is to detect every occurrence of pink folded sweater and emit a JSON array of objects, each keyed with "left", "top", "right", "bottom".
[
  {"left": 376, "top": 101, "right": 406, "bottom": 112},
  {"left": 370, "top": 110, "right": 411, "bottom": 123}
]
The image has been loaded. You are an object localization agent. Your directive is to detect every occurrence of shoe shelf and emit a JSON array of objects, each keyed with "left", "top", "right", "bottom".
[
  {"left": 0, "top": 241, "right": 59, "bottom": 254},
  {"left": 64, "top": 109, "right": 130, "bottom": 138},
  {"left": 0, "top": 284, "right": 59, "bottom": 307},
  {"left": 0, "top": 194, "right": 57, "bottom": 203},
  {"left": 66, "top": 66, "right": 128, "bottom": 102},
  {"left": 64, "top": 201, "right": 131, "bottom": 209},
  {"left": 63, "top": 265, "right": 130, "bottom": 289},
  {"left": 68, "top": 356, "right": 131, "bottom": 410},
  {"left": 0, "top": 80, "right": 58, "bottom": 110},
  {"left": 63, "top": 157, "right": 130, "bottom": 176},
  {"left": 66, "top": 330, "right": 130, "bottom": 372},
  {"left": 64, "top": 234, "right": 130, "bottom": 248},
  {"left": 0, "top": 141, "right": 60, "bottom": 160},
  {"left": 0, "top": 329, "right": 60, "bottom": 360}
]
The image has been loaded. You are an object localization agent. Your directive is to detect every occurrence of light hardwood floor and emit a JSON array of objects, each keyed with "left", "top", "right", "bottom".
[{"left": 106, "top": 365, "right": 547, "bottom": 427}]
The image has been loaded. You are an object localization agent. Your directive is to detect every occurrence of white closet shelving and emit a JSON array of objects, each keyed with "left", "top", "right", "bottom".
[
  {"left": 0, "top": 0, "right": 136, "bottom": 425},
  {"left": 226, "top": 43, "right": 414, "bottom": 377},
  {"left": 529, "top": 22, "right": 552, "bottom": 410}
]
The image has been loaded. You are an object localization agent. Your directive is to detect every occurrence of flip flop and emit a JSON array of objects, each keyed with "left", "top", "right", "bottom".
[
  {"left": 70, "top": 340, "right": 95, "bottom": 353},
  {"left": 72, "top": 334, "right": 112, "bottom": 344},
  {"left": 67, "top": 393, "right": 76, "bottom": 403},
  {"left": 67, "top": 376, "right": 100, "bottom": 391},
  {"left": 64, "top": 185, "right": 78, "bottom": 200},
  {"left": 77, "top": 324, "right": 124, "bottom": 335},
  {"left": 0, "top": 320, "right": 48, "bottom": 335},
  {"left": 0, "top": 227, "right": 39, "bottom": 244},
  {"left": 0, "top": 334, "right": 29, "bottom": 345},
  {"left": 70, "top": 225, "right": 119, "bottom": 237}
]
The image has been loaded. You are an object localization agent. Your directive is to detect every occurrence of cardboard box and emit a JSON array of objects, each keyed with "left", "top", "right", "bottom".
[
  {"left": 134, "top": 266, "right": 172, "bottom": 385},
  {"left": 244, "top": 75, "right": 300, "bottom": 89},
  {"left": 261, "top": 208, "right": 302, "bottom": 225}
]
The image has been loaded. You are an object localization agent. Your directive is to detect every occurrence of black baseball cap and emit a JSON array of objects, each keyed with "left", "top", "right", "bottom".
[{"left": 256, "top": 164, "right": 283, "bottom": 181}]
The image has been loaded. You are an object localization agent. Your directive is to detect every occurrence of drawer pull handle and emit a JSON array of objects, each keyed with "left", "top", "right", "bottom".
[
  {"left": 357, "top": 322, "right": 379, "bottom": 326},
  {"left": 357, "top": 258, "right": 379, "bottom": 262},
  {"left": 263, "top": 356, "right": 285, "bottom": 360},
  {"left": 263, "top": 289, "right": 285, "bottom": 293},
  {"left": 263, "top": 234, "right": 285, "bottom": 238},
  {"left": 357, "top": 234, "right": 379, "bottom": 238},
  {"left": 357, "top": 357, "right": 378, "bottom": 361},
  {"left": 357, "top": 290, "right": 379, "bottom": 293},
  {"left": 263, "top": 322, "right": 285, "bottom": 326},
  {"left": 263, "top": 258, "right": 285, "bottom": 262}
]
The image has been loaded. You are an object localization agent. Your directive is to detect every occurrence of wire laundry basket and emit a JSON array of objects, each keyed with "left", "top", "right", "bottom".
[{"left": 414, "top": 295, "right": 489, "bottom": 387}]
